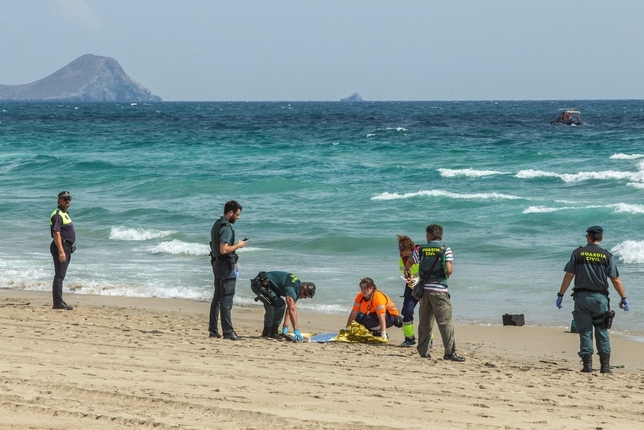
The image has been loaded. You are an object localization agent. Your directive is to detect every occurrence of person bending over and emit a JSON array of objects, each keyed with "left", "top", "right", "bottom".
[{"left": 251, "top": 271, "right": 316, "bottom": 341}]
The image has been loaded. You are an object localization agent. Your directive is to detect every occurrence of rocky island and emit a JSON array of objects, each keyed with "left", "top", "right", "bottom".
[
  {"left": 0, "top": 54, "right": 161, "bottom": 102},
  {"left": 340, "top": 93, "right": 363, "bottom": 102}
]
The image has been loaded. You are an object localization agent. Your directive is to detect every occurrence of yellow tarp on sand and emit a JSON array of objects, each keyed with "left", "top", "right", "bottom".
[{"left": 333, "top": 321, "right": 389, "bottom": 344}]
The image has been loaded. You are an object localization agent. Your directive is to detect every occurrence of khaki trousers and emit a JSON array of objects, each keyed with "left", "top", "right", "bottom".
[{"left": 417, "top": 290, "right": 456, "bottom": 357}]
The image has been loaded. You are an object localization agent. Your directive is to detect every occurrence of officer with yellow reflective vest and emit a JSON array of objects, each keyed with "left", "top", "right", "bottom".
[
  {"left": 49, "top": 191, "right": 76, "bottom": 310},
  {"left": 397, "top": 235, "right": 421, "bottom": 347}
]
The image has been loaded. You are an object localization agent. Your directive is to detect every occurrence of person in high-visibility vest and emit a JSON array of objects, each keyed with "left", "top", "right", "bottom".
[
  {"left": 397, "top": 235, "right": 421, "bottom": 346},
  {"left": 346, "top": 277, "right": 402, "bottom": 341},
  {"left": 49, "top": 191, "right": 76, "bottom": 310}
]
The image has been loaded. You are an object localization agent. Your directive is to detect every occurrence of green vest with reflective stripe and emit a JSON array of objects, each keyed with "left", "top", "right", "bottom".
[{"left": 399, "top": 256, "right": 419, "bottom": 289}]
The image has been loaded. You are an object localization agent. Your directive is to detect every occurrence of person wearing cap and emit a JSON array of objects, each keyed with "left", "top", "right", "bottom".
[
  {"left": 346, "top": 277, "right": 402, "bottom": 341},
  {"left": 557, "top": 226, "right": 629, "bottom": 374},
  {"left": 251, "top": 271, "right": 315, "bottom": 341},
  {"left": 49, "top": 191, "right": 76, "bottom": 310}
]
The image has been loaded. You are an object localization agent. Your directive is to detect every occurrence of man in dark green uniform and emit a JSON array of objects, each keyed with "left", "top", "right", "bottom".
[
  {"left": 250, "top": 271, "right": 316, "bottom": 341},
  {"left": 557, "top": 226, "right": 629, "bottom": 373},
  {"left": 209, "top": 200, "right": 247, "bottom": 340}
]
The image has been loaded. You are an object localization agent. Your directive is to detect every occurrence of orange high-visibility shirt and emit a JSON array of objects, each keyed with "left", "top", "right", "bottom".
[{"left": 352, "top": 290, "right": 399, "bottom": 317}]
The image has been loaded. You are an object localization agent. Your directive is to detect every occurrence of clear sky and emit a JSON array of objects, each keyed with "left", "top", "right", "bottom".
[{"left": 1, "top": 1, "right": 643, "bottom": 101}]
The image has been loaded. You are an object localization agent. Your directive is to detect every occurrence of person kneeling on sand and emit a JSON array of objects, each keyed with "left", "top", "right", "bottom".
[
  {"left": 346, "top": 277, "right": 402, "bottom": 341},
  {"left": 251, "top": 271, "right": 315, "bottom": 341}
]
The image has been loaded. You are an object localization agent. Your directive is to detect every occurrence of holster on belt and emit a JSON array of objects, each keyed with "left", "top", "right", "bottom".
[{"left": 63, "top": 240, "right": 76, "bottom": 254}]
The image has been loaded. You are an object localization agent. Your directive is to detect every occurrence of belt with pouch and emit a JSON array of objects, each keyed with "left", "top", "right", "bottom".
[{"left": 63, "top": 240, "right": 76, "bottom": 253}]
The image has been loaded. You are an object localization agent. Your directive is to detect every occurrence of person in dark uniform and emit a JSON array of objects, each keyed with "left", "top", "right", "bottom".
[
  {"left": 557, "top": 226, "right": 629, "bottom": 373},
  {"left": 250, "top": 271, "right": 316, "bottom": 341},
  {"left": 209, "top": 200, "right": 247, "bottom": 340},
  {"left": 50, "top": 190, "right": 76, "bottom": 310}
]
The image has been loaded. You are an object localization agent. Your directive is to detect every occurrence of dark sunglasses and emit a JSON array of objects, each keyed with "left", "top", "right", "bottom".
[{"left": 60, "top": 197, "right": 72, "bottom": 202}]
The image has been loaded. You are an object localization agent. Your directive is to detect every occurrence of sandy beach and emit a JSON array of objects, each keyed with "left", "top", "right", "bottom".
[{"left": 1, "top": 290, "right": 643, "bottom": 429}]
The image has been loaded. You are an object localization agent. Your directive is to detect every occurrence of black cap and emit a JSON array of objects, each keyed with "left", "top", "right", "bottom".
[
  {"left": 57, "top": 190, "right": 71, "bottom": 199},
  {"left": 586, "top": 225, "right": 603, "bottom": 235}
]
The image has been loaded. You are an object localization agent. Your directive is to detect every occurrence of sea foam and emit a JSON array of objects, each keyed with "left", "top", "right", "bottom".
[
  {"left": 611, "top": 240, "right": 644, "bottom": 264},
  {"left": 610, "top": 153, "right": 644, "bottom": 160},
  {"left": 149, "top": 240, "right": 210, "bottom": 256},
  {"left": 438, "top": 168, "right": 508, "bottom": 178},
  {"left": 371, "top": 190, "right": 523, "bottom": 201},
  {"left": 149, "top": 240, "right": 263, "bottom": 256},
  {"left": 523, "top": 203, "right": 644, "bottom": 215},
  {"left": 611, "top": 203, "right": 644, "bottom": 214},
  {"left": 516, "top": 169, "right": 644, "bottom": 183},
  {"left": 110, "top": 226, "right": 175, "bottom": 241},
  {"left": 523, "top": 206, "right": 569, "bottom": 214}
]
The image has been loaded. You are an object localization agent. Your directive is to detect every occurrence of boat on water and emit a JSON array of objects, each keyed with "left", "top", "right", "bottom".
[{"left": 551, "top": 109, "right": 582, "bottom": 125}]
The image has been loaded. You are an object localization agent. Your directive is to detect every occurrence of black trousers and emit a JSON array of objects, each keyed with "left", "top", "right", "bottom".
[
  {"left": 50, "top": 241, "right": 71, "bottom": 305},
  {"left": 209, "top": 260, "right": 236, "bottom": 335}
]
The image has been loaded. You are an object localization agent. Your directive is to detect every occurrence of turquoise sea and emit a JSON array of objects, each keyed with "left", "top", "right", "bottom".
[{"left": 1, "top": 100, "right": 643, "bottom": 334}]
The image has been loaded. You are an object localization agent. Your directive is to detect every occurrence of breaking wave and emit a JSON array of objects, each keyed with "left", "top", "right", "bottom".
[
  {"left": 438, "top": 168, "right": 508, "bottom": 178},
  {"left": 110, "top": 226, "right": 176, "bottom": 241},
  {"left": 611, "top": 240, "right": 644, "bottom": 264},
  {"left": 610, "top": 153, "right": 644, "bottom": 160},
  {"left": 372, "top": 190, "right": 523, "bottom": 201},
  {"left": 516, "top": 169, "right": 644, "bottom": 183}
]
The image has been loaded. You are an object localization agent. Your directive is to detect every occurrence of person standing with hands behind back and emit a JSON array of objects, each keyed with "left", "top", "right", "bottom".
[
  {"left": 557, "top": 225, "right": 629, "bottom": 373},
  {"left": 209, "top": 200, "right": 247, "bottom": 340}
]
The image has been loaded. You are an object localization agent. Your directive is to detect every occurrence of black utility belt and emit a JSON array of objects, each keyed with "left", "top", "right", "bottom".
[
  {"left": 62, "top": 240, "right": 76, "bottom": 254},
  {"left": 213, "top": 254, "right": 236, "bottom": 261},
  {"left": 574, "top": 288, "right": 608, "bottom": 296}
]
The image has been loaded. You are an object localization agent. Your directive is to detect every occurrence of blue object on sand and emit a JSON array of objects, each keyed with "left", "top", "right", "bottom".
[{"left": 309, "top": 332, "right": 339, "bottom": 343}]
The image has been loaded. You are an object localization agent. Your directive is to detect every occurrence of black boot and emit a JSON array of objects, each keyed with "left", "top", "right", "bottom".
[
  {"left": 268, "top": 324, "right": 281, "bottom": 340},
  {"left": 261, "top": 326, "right": 270, "bottom": 337},
  {"left": 581, "top": 354, "right": 593, "bottom": 373},
  {"left": 599, "top": 354, "right": 613, "bottom": 374}
]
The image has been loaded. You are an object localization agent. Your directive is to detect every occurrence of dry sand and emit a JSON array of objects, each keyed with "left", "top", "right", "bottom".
[{"left": 1, "top": 290, "right": 644, "bottom": 429}]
